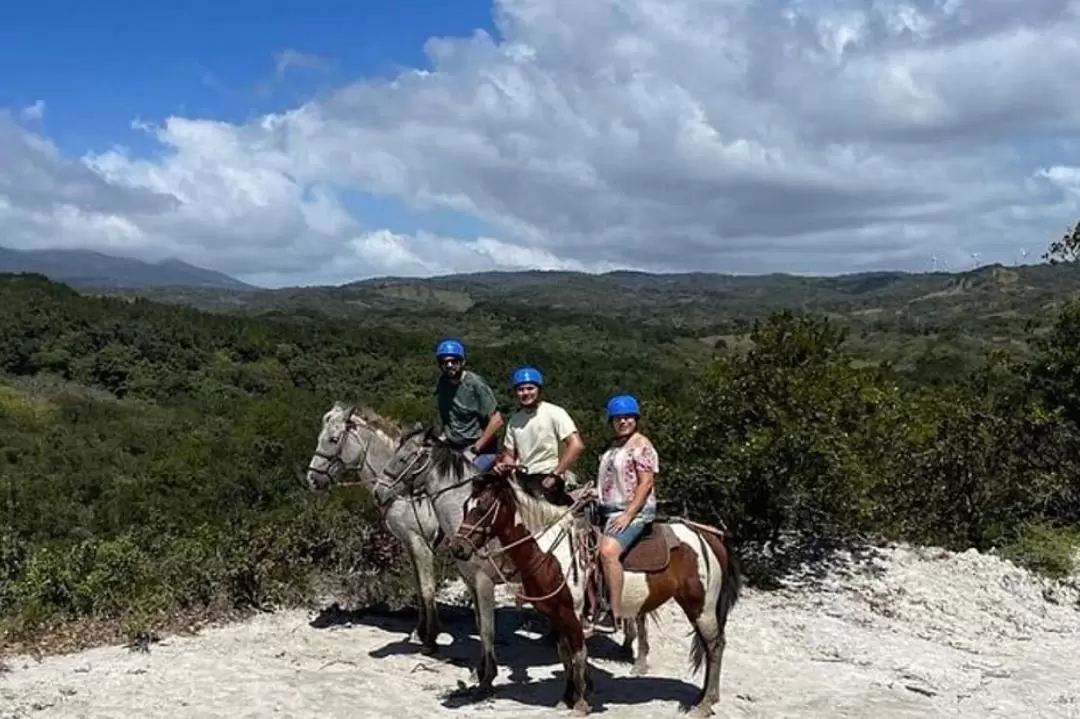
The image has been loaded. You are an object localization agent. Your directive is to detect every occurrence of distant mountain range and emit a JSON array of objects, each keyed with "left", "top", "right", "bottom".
[
  {"left": 6, "top": 246, "right": 1080, "bottom": 347},
  {"left": 0, "top": 246, "right": 256, "bottom": 291}
]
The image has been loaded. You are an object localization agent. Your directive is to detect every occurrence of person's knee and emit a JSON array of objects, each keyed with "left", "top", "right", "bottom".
[
  {"left": 598, "top": 537, "right": 623, "bottom": 561},
  {"left": 473, "top": 453, "right": 497, "bottom": 472}
]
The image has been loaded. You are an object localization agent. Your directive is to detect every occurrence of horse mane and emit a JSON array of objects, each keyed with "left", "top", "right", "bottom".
[
  {"left": 508, "top": 472, "right": 576, "bottom": 533},
  {"left": 398, "top": 424, "right": 472, "bottom": 481},
  {"left": 514, "top": 472, "right": 575, "bottom": 507},
  {"left": 333, "top": 401, "right": 405, "bottom": 439}
]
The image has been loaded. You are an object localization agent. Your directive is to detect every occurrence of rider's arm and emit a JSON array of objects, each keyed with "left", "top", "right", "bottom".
[
  {"left": 473, "top": 412, "right": 504, "bottom": 452},
  {"left": 550, "top": 406, "right": 584, "bottom": 476},
  {"left": 553, "top": 432, "right": 584, "bottom": 476},
  {"left": 470, "top": 381, "right": 504, "bottom": 452},
  {"left": 622, "top": 440, "right": 658, "bottom": 520}
]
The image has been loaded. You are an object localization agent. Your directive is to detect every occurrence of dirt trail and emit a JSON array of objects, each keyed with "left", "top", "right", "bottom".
[{"left": 2, "top": 543, "right": 1079, "bottom": 718}]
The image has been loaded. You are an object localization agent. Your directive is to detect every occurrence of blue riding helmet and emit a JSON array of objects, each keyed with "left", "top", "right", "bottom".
[
  {"left": 435, "top": 338, "right": 465, "bottom": 359},
  {"left": 606, "top": 393, "right": 640, "bottom": 419},
  {"left": 511, "top": 366, "right": 544, "bottom": 387}
]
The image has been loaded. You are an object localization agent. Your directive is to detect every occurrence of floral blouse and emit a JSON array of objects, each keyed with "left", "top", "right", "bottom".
[{"left": 597, "top": 436, "right": 659, "bottom": 517}]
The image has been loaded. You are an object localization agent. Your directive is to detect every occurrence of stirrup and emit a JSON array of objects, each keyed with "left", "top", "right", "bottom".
[{"left": 585, "top": 609, "right": 617, "bottom": 636}]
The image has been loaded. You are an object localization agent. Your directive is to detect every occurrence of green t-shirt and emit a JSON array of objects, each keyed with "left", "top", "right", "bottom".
[{"left": 435, "top": 370, "right": 499, "bottom": 449}]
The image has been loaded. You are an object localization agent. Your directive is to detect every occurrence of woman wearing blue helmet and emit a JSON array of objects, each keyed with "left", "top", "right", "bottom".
[{"left": 589, "top": 392, "right": 658, "bottom": 633}]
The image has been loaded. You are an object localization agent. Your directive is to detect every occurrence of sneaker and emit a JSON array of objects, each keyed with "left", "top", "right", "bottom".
[{"left": 586, "top": 609, "right": 617, "bottom": 635}]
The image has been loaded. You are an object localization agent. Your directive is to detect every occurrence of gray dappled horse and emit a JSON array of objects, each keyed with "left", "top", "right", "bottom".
[
  {"left": 374, "top": 425, "right": 649, "bottom": 680},
  {"left": 302, "top": 402, "right": 502, "bottom": 690}
]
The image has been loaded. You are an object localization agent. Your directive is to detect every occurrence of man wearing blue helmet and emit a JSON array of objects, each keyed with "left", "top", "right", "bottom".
[
  {"left": 433, "top": 338, "right": 503, "bottom": 472},
  {"left": 493, "top": 365, "right": 584, "bottom": 488},
  {"left": 587, "top": 393, "right": 659, "bottom": 634}
]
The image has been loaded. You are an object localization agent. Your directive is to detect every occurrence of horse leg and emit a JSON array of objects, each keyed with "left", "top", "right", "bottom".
[
  {"left": 408, "top": 536, "right": 440, "bottom": 655},
  {"left": 556, "top": 637, "right": 574, "bottom": 709},
  {"left": 467, "top": 564, "right": 498, "bottom": 692},
  {"left": 570, "top": 640, "right": 593, "bottom": 716},
  {"left": 673, "top": 564, "right": 725, "bottom": 716},
  {"left": 630, "top": 616, "right": 650, "bottom": 676}
]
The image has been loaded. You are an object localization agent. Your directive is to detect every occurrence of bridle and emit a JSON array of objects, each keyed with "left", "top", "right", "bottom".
[
  {"left": 306, "top": 408, "right": 379, "bottom": 489},
  {"left": 451, "top": 474, "right": 592, "bottom": 603},
  {"left": 373, "top": 435, "right": 475, "bottom": 508}
]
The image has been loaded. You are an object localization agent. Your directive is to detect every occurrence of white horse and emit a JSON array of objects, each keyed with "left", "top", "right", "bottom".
[{"left": 302, "top": 402, "right": 504, "bottom": 690}]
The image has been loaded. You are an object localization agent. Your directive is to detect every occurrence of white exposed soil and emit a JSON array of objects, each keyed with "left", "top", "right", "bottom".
[{"left": 2, "top": 543, "right": 1079, "bottom": 718}]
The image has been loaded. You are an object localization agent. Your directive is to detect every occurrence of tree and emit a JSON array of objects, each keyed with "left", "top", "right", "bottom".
[{"left": 1043, "top": 220, "right": 1080, "bottom": 264}]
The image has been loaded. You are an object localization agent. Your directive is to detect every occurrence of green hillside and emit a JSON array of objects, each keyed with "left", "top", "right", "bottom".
[
  {"left": 2, "top": 263, "right": 1080, "bottom": 657},
  {"left": 102, "top": 261, "right": 1080, "bottom": 383}
]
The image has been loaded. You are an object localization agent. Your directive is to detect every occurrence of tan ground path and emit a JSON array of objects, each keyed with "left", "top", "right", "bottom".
[{"left": 2, "top": 543, "right": 1079, "bottom": 718}]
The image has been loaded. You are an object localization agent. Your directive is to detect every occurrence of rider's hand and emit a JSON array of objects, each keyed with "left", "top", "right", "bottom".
[
  {"left": 541, "top": 473, "right": 562, "bottom": 489},
  {"left": 607, "top": 512, "right": 632, "bottom": 533}
]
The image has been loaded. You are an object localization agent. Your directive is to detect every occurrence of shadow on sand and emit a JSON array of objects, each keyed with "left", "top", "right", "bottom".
[
  {"left": 306, "top": 599, "right": 683, "bottom": 711},
  {"left": 309, "top": 601, "right": 628, "bottom": 669},
  {"left": 437, "top": 659, "right": 701, "bottom": 713}
]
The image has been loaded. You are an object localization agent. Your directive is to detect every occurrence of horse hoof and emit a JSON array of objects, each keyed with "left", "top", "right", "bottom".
[
  {"left": 420, "top": 644, "right": 437, "bottom": 656},
  {"left": 686, "top": 705, "right": 714, "bottom": 718},
  {"left": 630, "top": 661, "right": 648, "bottom": 677},
  {"left": 571, "top": 701, "right": 591, "bottom": 716}
]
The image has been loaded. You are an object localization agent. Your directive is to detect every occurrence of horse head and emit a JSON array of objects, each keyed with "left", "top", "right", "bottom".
[
  {"left": 303, "top": 402, "right": 393, "bottom": 491},
  {"left": 449, "top": 472, "right": 516, "bottom": 562}
]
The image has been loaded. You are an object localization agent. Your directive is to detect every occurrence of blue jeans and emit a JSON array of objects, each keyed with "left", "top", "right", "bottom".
[{"left": 472, "top": 453, "right": 498, "bottom": 473}]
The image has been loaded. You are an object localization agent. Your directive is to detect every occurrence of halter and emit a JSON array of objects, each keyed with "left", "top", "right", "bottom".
[{"left": 306, "top": 407, "right": 380, "bottom": 488}]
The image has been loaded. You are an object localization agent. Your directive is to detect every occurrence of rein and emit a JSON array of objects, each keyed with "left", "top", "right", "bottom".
[
  {"left": 454, "top": 484, "right": 593, "bottom": 603},
  {"left": 371, "top": 439, "right": 480, "bottom": 554}
]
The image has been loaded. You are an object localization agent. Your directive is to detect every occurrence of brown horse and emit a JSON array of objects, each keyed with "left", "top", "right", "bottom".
[
  {"left": 449, "top": 472, "right": 595, "bottom": 716},
  {"left": 455, "top": 469, "right": 742, "bottom": 717}
]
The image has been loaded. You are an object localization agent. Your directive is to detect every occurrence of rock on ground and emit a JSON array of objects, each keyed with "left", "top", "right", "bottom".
[{"left": 2, "top": 542, "right": 1079, "bottom": 718}]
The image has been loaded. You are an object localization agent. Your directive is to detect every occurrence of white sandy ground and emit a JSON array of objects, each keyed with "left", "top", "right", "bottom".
[{"left": 2, "top": 542, "right": 1079, "bottom": 718}]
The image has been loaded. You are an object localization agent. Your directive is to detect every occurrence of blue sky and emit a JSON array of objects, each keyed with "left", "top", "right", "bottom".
[{"left": 0, "top": 0, "right": 497, "bottom": 155}]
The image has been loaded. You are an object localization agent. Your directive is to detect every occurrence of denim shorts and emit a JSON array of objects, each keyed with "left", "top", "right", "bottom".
[{"left": 600, "top": 507, "right": 655, "bottom": 554}]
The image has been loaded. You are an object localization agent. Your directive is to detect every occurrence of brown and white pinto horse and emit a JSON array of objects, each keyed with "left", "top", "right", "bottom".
[
  {"left": 450, "top": 471, "right": 743, "bottom": 717},
  {"left": 449, "top": 471, "right": 595, "bottom": 716}
]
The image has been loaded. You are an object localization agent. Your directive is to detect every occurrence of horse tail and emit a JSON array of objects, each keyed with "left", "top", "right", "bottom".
[{"left": 688, "top": 528, "right": 743, "bottom": 674}]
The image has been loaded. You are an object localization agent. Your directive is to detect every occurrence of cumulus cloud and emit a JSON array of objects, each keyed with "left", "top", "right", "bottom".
[{"left": 3, "top": 0, "right": 1080, "bottom": 286}]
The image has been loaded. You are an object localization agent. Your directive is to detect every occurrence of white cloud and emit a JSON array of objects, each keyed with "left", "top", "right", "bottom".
[
  {"left": 20, "top": 100, "right": 45, "bottom": 121},
  {"left": 274, "top": 49, "right": 335, "bottom": 75},
  {"left": 3, "top": 0, "right": 1080, "bottom": 286}
]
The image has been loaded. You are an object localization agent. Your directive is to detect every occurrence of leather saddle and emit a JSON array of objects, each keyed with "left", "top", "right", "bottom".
[{"left": 620, "top": 521, "right": 681, "bottom": 573}]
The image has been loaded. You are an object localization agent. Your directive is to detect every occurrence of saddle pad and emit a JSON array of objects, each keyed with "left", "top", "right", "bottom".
[{"left": 623, "top": 523, "right": 679, "bottom": 573}]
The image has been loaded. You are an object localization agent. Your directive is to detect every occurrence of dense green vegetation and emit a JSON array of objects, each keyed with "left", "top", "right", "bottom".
[
  {"left": 3, "top": 247, "right": 1080, "bottom": 656},
  {"left": 110, "top": 260, "right": 1080, "bottom": 376}
]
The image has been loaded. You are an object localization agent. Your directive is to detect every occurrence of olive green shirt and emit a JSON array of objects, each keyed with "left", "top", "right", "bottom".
[{"left": 435, "top": 370, "right": 499, "bottom": 450}]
